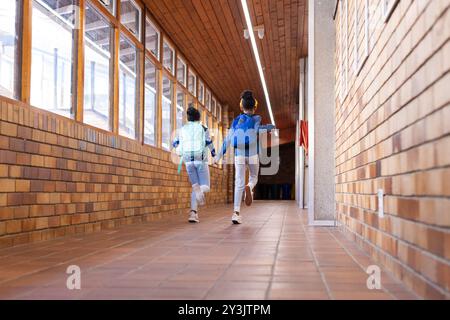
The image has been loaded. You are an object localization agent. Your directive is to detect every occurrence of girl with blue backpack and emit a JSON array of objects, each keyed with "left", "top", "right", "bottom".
[
  {"left": 215, "top": 90, "right": 275, "bottom": 224},
  {"left": 173, "top": 105, "right": 216, "bottom": 223}
]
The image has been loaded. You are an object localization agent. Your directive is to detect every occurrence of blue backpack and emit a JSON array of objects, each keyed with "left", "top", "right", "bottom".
[{"left": 232, "top": 114, "right": 257, "bottom": 148}]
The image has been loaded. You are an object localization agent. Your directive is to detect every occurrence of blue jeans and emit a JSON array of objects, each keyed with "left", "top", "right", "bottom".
[{"left": 185, "top": 161, "right": 210, "bottom": 211}]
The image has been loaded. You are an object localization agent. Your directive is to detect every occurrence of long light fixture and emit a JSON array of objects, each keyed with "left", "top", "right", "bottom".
[{"left": 240, "top": 0, "right": 276, "bottom": 127}]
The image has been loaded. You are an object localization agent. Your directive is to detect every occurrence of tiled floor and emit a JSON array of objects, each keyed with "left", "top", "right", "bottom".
[{"left": 0, "top": 201, "right": 417, "bottom": 300}]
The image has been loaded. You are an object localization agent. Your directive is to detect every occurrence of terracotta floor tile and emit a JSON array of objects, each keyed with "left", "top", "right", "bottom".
[{"left": 0, "top": 201, "right": 415, "bottom": 300}]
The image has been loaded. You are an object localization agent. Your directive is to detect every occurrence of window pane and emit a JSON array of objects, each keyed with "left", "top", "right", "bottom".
[
  {"left": 118, "top": 35, "right": 137, "bottom": 139},
  {"left": 145, "top": 18, "right": 159, "bottom": 59},
  {"left": 162, "top": 74, "right": 173, "bottom": 150},
  {"left": 31, "top": 0, "right": 75, "bottom": 118},
  {"left": 188, "top": 70, "right": 196, "bottom": 96},
  {"left": 98, "top": 0, "right": 115, "bottom": 15},
  {"left": 187, "top": 94, "right": 196, "bottom": 108},
  {"left": 198, "top": 81, "right": 204, "bottom": 105},
  {"left": 211, "top": 98, "right": 217, "bottom": 118},
  {"left": 144, "top": 58, "right": 157, "bottom": 146},
  {"left": 120, "top": 0, "right": 141, "bottom": 39},
  {"left": 0, "top": 0, "right": 18, "bottom": 99},
  {"left": 204, "top": 110, "right": 210, "bottom": 129},
  {"left": 176, "top": 86, "right": 185, "bottom": 130},
  {"left": 84, "top": 3, "right": 112, "bottom": 131},
  {"left": 176, "top": 57, "right": 186, "bottom": 86},
  {"left": 163, "top": 41, "right": 174, "bottom": 74},
  {"left": 218, "top": 103, "right": 222, "bottom": 122},
  {"left": 205, "top": 89, "right": 211, "bottom": 111}
]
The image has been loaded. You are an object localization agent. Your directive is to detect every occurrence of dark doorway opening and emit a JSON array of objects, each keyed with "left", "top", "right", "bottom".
[{"left": 255, "top": 142, "right": 295, "bottom": 200}]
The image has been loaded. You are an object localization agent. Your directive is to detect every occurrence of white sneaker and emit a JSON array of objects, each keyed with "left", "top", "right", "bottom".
[
  {"left": 193, "top": 184, "right": 205, "bottom": 206},
  {"left": 189, "top": 211, "right": 199, "bottom": 223},
  {"left": 232, "top": 212, "right": 242, "bottom": 224}
]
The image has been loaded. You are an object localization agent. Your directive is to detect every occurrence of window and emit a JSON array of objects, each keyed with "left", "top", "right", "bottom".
[
  {"left": 339, "top": 0, "right": 348, "bottom": 103},
  {"left": 211, "top": 97, "right": 217, "bottom": 118},
  {"left": 383, "top": 0, "right": 399, "bottom": 22},
  {"left": 31, "top": 0, "right": 76, "bottom": 118},
  {"left": 118, "top": 35, "right": 138, "bottom": 139},
  {"left": 145, "top": 18, "right": 159, "bottom": 59},
  {"left": 354, "top": 0, "right": 369, "bottom": 76},
  {"left": 84, "top": 3, "right": 113, "bottom": 131},
  {"left": 205, "top": 89, "right": 211, "bottom": 111},
  {"left": 161, "top": 74, "right": 173, "bottom": 150},
  {"left": 0, "top": 0, "right": 18, "bottom": 99},
  {"left": 163, "top": 40, "right": 174, "bottom": 74},
  {"left": 120, "top": 0, "right": 141, "bottom": 39},
  {"left": 176, "top": 86, "right": 186, "bottom": 130},
  {"left": 144, "top": 58, "right": 157, "bottom": 146},
  {"left": 188, "top": 69, "right": 196, "bottom": 96},
  {"left": 177, "top": 57, "right": 186, "bottom": 86},
  {"left": 204, "top": 110, "right": 210, "bottom": 129},
  {"left": 187, "top": 94, "right": 196, "bottom": 108},
  {"left": 198, "top": 80, "right": 204, "bottom": 105},
  {"left": 218, "top": 103, "right": 222, "bottom": 122},
  {"left": 98, "top": 0, "right": 115, "bottom": 15}
]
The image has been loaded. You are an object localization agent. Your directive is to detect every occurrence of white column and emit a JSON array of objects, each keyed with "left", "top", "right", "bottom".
[{"left": 307, "top": 0, "right": 336, "bottom": 226}]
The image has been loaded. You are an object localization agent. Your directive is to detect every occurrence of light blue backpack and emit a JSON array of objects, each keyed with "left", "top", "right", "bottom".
[{"left": 177, "top": 122, "right": 206, "bottom": 173}]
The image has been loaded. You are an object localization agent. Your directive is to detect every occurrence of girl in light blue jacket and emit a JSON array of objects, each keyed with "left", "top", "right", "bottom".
[{"left": 173, "top": 105, "right": 216, "bottom": 223}]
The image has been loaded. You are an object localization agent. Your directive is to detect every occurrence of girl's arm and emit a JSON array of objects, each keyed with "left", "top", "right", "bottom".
[
  {"left": 204, "top": 127, "right": 216, "bottom": 157},
  {"left": 254, "top": 115, "right": 275, "bottom": 132}
]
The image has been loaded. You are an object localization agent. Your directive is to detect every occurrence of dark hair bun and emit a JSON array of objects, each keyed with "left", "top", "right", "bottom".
[
  {"left": 241, "top": 90, "right": 256, "bottom": 110},
  {"left": 241, "top": 90, "right": 254, "bottom": 100},
  {"left": 187, "top": 104, "right": 201, "bottom": 122}
]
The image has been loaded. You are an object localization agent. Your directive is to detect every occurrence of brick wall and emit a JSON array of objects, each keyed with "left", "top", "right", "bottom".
[
  {"left": 335, "top": 0, "right": 450, "bottom": 299},
  {"left": 0, "top": 96, "right": 231, "bottom": 248}
]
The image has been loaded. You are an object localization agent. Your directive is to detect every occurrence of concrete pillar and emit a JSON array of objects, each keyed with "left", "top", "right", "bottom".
[{"left": 307, "top": 0, "right": 336, "bottom": 226}]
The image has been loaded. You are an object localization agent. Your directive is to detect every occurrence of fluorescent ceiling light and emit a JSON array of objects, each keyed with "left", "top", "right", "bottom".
[{"left": 240, "top": 0, "right": 276, "bottom": 127}]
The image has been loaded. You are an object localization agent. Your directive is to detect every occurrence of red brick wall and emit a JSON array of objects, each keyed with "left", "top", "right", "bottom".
[
  {"left": 335, "top": 0, "right": 450, "bottom": 299},
  {"left": 0, "top": 96, "right": 231, "bottom": 248}
]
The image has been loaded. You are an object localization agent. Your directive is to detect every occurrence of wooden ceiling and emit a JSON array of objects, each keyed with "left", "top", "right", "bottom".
[{"left": 144, "top": 0, "right": 308, "bottom": 131}]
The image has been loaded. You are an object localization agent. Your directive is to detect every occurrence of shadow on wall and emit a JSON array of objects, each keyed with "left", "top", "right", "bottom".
[{"left": 255, "top": 142, "right": 295, "bottom": 200}]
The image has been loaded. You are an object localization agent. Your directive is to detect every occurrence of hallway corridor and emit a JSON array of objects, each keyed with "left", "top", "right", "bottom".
[{"left": 0, "top": 202, "right": 416, "bottom": 300}]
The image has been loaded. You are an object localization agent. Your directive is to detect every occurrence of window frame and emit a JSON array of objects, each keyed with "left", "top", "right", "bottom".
[
  {"left": 176, "top": 55, "right": 187, "bottom": 87},
  {"left": 205, "top": 88, "right": 211, "bottom": 111},
  {"left": 83, "top": 1, "right": 114, "bottom": 131},
  {"left": 119, "top": 0, "right": 142, "bottom": 41},
  {"left": 98, "top": 0, "right": 116, "bottom": 16},
  {"left": 145, "top": 16, "right": 160, "bottom": 60},
  {"left": 162, "top": 38, "right": 175, "bottom": 75},
  {"left": 211, "top": 97, "right": 217, "bottom": 118},
  {"left": 383, "top": 0, "right": 400, "bottom": 22},
  {"left": 218, "top": 103, "right": 222, "bottom": 123},
  {"left": 176, "top": 84, "right": 187, "bottom": 130},
  {"left": 354, "top": 0, "right": 369, "bottom": 76},
  {"left": 117, "top": 32, "right": 140, "bottom": 139},
  {"left": 339, "top": 0, "right": 349, "bottom": 103},
  {"left": 161, "top": 72, "right": 174, "bottom": 150},
  {"left": 0, "top": 0, "right": 21, "bottom": 99},
  {"left": 143, "top": 56, "right": 159, "bottom": 146},
  {"left": 188, "top": 68, "right": 197, "bottom": 97},
  {"left": 30, "top": 0, "right": 78, "bottom": 119},
  {"left": 198, "top": 79, "right": 205, "bottom": 105}
]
